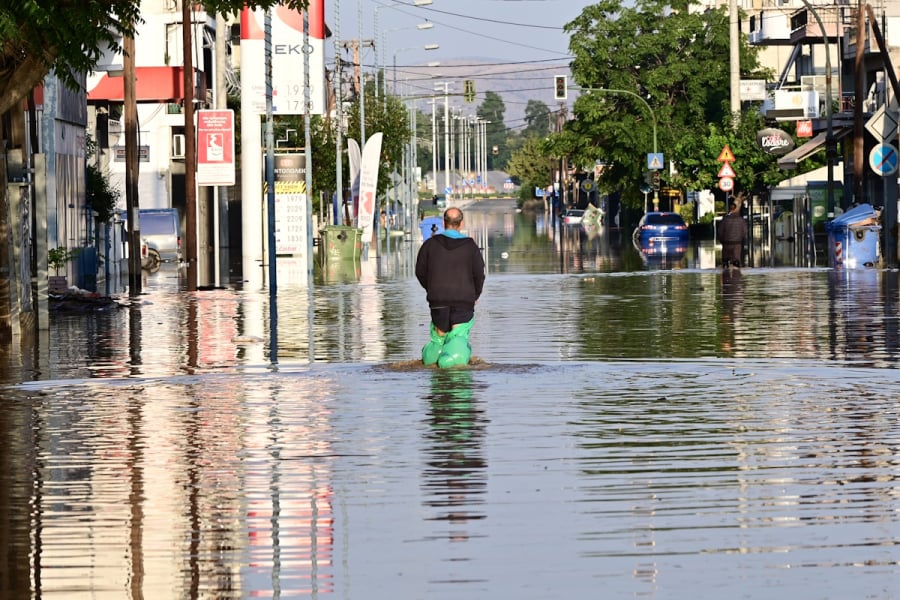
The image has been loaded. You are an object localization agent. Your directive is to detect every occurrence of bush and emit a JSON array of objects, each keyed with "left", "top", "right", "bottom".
[{"left": 48, "top": 246, "right": 79, "bottom": 275}]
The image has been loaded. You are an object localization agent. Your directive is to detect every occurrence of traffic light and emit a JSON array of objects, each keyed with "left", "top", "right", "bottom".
[
  {"left": 652, "top": 171, "right": 661, "bottom": 191},
  {"left": 463, "top": 79, "right": 475, "bottom": 103},
  {"left": 554, "top": 75, "right": 567, "bottom": 100}
]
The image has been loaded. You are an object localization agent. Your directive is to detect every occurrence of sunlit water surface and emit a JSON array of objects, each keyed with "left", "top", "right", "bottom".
[{"left": 1, "top": 201, "right": 898, "bottom": 599}]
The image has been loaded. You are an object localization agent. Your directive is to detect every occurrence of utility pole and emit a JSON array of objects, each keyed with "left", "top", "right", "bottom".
[
  {"left": 123, "top": 32, "right": 141, "bottom": 295},
  {"left": 182, "top": 0, "right": 198, "bottom": 291},
  {"left": 340, "top": 38, "right": 375, "bottom": 143}
]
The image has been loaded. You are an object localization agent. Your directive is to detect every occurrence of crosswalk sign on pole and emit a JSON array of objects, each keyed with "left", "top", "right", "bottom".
[
  {"left": 647, "top": 153, "right": 664, "bottom": 170},
  {"left": 717, "top": 145, "right": 736, "bottom": 162}
]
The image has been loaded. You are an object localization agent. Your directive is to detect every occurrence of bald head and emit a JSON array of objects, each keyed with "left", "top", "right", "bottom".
[{"left": 444, "top": 207, "right": 464, "bottom": 229}]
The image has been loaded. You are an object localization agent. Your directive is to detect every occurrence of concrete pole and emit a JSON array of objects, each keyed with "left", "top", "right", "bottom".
[
  {"left": 214, "top": 13, "right": 229, "bottom": 287},
  {"left": 358, "top": 0, "right": 365, "bottom": 152},
  {"left": 729, "top": 0, "right": 740, "bottom": 124},
  {"left": 334, "top": 0, "right": 343, "bottom": 225},
  {"left": 431, "top": 98, "right": 438, "bottom": 194},
  {"left": 443, "top": 83, "right": 450, "bottom": 195}
]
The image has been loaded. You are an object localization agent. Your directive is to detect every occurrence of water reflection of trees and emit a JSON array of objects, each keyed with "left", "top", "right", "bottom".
[{"left": 422, "top": 370, "right": 488, "bottom": 537}]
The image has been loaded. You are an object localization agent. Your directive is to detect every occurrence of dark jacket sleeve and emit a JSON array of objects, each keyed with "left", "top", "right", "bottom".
[
  {"left": 415, "top": 240, "right": 430, "bottom": 289},
  {"left": 472, "top": 242, "right": 485, "bottom": 299}
]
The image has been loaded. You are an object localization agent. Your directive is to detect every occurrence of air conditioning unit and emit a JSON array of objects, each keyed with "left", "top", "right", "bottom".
[
  {"left": 172, "top": 134, "right": 185, "bottom": 159},
  {"left": 771, "top": 89, "right": 820, "bottom": 120}
]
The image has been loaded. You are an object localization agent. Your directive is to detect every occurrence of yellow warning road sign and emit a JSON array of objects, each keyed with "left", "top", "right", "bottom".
[{"left": 717, "top": 145, "right": 735, "bottom": 163}]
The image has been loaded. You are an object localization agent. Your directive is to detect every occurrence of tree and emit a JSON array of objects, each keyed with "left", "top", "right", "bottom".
[
  {"left": 558, "top": 0, "right": 771, "bottom": 208},
  {"left": 522, "top": 100, "right": 552, "bottom": 139},
  {"left": 344, "top": 90, "right": 412, "bottom": 203},
  {"left": 477, "top": 91, "right": 508, "bottom": 170},
  {"left": 506, "top": 137, "right": 552, "bottom": 204}
]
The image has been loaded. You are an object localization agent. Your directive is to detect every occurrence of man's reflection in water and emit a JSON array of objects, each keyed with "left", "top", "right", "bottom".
[
  {"left": 422, "top": 369, "right": 488, "bottom": 540},
  {"left": 720, "top": 268, "right": 744, "bottom": 355}
]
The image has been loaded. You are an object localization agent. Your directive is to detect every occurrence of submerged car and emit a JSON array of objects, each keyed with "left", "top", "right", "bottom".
[
  {"left": 561, "top": 209, "right": 585, "bottom": 226},
  {"left": 633, "top": 212, "right": 690, "bottom": 246}
]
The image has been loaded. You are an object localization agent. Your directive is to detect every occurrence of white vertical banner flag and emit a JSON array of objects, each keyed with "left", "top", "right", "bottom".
[
  {"left": 357, "top": 133, "right": 383, "bottom": 243},
  {"left": 348, "top": 138, "right": 361, "bottom": 220}
]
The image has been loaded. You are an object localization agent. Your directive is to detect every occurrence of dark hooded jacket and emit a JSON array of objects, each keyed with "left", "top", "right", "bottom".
[
  {"left": 416, "top": 233, "right": 485, "bottom": 309},
  {"left": 718, "top": 211, "right": 747, "bottom": 245}
]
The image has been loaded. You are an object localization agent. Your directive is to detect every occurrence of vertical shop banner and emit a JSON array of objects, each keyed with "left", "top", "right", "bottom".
[
  {"left": 357, "top": 133, "right": 383, "bottom": 243},
  {"left": 347, "top": 138, "right": 361, "bottom": 220},
  {"left": 269, "top": 153, "right": 308, "bottom": 255},
  {"left": 240, "top": 0, "right": 325, "bottom": 115},
  {"left": 197, "top": 109, "right": 235, "bottom": 186}
]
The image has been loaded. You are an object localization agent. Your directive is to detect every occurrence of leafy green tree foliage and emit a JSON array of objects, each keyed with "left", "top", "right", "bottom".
[
  {"left": 477, "top": 91, "right": 509, "bottom": 170},
  {"left": 85, "top": 136, "right": 119, "bottom": 222},
  {"left": 415, "top": 108, "right": 434, "bottom": 181},
  {"left": 672, "top": 109, "right": 791, "bottom": 195},
  {"left": 523, "top": 99, "right": 552, "bottom": 139},
  {"left": 506, "top": 137, "right": 552, "bottom": 204},
  {"left": 343, "top": 89, "right": 412, "bottom": 206},
  {"left": 559, "top": 0, "right": 771, "bottom": 208}
]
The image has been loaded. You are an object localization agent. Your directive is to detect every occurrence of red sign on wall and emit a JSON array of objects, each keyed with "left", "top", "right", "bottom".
[
  {"left": 796, "top": 120, "right": 813, "bottom": 138},
  {"left": 197, "top": 109, "right": 235, "bottom": 186}
]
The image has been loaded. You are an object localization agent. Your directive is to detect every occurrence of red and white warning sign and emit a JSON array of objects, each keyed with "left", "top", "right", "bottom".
[{"left": 197, "top": 109, "right": 235, "bottom": 186}]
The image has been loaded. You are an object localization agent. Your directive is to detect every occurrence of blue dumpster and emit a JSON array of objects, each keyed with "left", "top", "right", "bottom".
[
  {"left": 826, "top": 203, "right": 880, "bottom": 268},
  {"left": 419, "top": 216, "right": 444, "bottom": 241}
]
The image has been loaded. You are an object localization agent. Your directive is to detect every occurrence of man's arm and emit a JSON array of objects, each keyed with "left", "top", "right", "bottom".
[
  {"left": 415, "top": 243, "right": 429, "bottom": 289},
  {"left": 472, "top": 242, "right": 485, "bottom": 298}
]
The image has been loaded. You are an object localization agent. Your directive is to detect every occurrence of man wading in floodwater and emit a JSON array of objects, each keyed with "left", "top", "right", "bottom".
[
  {"left": 718, "top": 200, "right": 747, "bottom": 269},
  {"left": 415, "top": 207, "right": 485, "bottom": 368}
]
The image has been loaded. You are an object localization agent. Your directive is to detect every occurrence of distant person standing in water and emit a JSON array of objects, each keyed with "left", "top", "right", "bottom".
[
  {"left": 718, "top": 200, "right": 747, "bottom": 268},
  {"left": 416, "top": 207, "right": 485, "bottom": 368}
]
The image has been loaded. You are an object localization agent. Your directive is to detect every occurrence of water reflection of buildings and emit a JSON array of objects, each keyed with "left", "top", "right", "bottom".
[
  {"left": 9, "top": 373, "right": 336, "bottom": 598},
  {"left": 422, "top": 370, "right": 488, "bottom": 538}
]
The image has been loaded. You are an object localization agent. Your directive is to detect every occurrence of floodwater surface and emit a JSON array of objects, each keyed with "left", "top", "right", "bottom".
[{"left": 1, "top": 200, "right": 898, "bottom": 599}]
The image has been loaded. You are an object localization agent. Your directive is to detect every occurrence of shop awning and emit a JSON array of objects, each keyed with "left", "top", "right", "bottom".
[
  {"left": 777, "top": 127, "right": 851, "bottom": 170},
  {"left": 87, "top": 66, "right": 198, "bottom": 103}
]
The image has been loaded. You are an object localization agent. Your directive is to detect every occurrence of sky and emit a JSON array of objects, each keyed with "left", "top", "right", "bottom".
[{"left": 325, "top": 0, "right": 589, "bottom": 128}]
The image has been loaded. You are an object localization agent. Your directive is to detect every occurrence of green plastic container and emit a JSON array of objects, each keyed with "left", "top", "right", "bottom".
[{"left": 320, "top": 226, "right": 362, "bottom": 262}]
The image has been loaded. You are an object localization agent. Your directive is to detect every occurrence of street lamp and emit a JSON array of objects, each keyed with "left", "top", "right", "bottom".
[
  {"left": 379, "top": 22, "right": 433, "bottom": 98},
  {"left": 435, "top": 82, "right": 452, "bottom": 196},
  {"left": 393, "top": 44, "right": 438, "bottom": 95},
  {"left": 373, "top": 0, "right": 433, "bottom": 97}
]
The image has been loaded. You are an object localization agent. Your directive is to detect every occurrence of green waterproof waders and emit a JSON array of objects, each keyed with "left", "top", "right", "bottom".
[{"left": 421, "top": 318, "right": 474, "bottom": 368}]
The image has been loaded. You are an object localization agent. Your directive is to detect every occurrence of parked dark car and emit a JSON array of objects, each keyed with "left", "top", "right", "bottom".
[{"left": 633, "top": 211, "right": 690, "bottom": 246}]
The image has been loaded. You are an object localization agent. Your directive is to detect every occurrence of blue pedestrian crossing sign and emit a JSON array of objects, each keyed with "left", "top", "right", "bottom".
[
  {"left": 444, "top": 186, "right": 453, "bottom": 195},
  {"left": 647, "top": 153, "right": 664, "bottom": 171},
  {"left": 869, "top": 143, "right": 899, "bottom": 176}
]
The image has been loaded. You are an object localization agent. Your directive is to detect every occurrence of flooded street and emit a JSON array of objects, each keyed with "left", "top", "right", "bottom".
[{"left": 1, "top": 199, "right": 898, "bottom": 599}]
